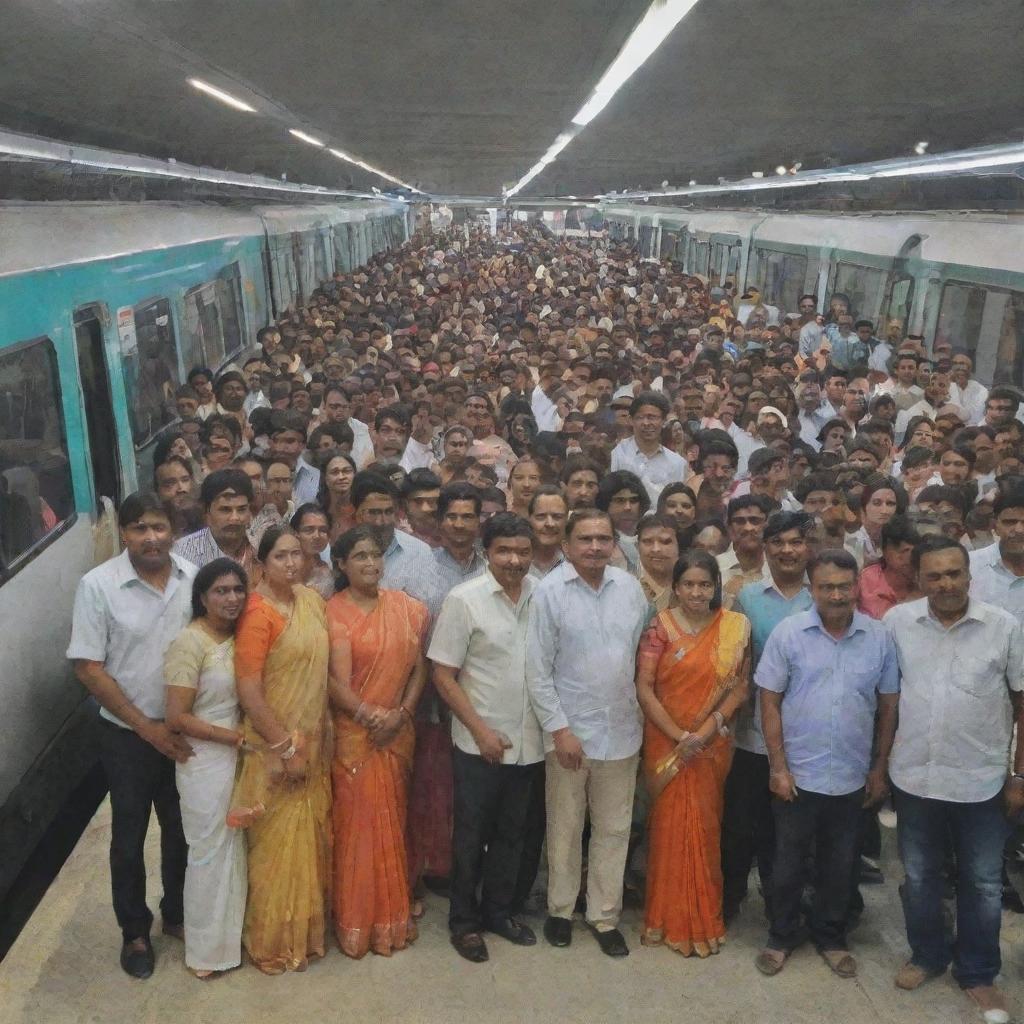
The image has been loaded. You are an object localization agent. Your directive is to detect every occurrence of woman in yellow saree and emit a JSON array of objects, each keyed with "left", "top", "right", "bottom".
[
  {"left": 637, "top": 549, "right": 750, "bottom": 957},
  {"left": 233, "top": 526, "right": 331, "bottom": 974},
  {"left": 326, "top": 526, "right": 428, "bottom": 958}
]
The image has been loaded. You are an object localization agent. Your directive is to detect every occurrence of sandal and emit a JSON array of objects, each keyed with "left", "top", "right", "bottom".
[
  {"left": 821, "top": 950, "right": 857, "bottom": 978},
  {"left": 755, "top": 948, "right": 788, "bottom": 976},
  {"left": 411, "top": 898, "right": 425, "bottom": 920}
]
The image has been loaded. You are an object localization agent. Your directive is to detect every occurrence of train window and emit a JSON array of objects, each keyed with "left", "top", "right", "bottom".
[
  {"left": 830, "top": 262, "right": 885, "bottom": 322},
  {"left": 711, "top": 242, "right": 741, "bottom": 282},
  {"left": 127, "top": 298, "right": 178, "bottom": 448},
  {"left": 753, "top": 248, "right": 808, "bottom": 314},
  {"left": 884, "top": 274, "right": 915, "bottom": 336},
  {"left": 216, "top": 264, "right": 244, "bottom": 359},
  {"left": 181, "top": 265, "right": 244, "bottom": 370},
  {"left": 937, "top": 281, "right": 1024, "bottom": 386},
  {"left": 183, "top": 281, "right": 225, "bottom": 370},
  {"left": 0, "top": 338, "right": 74, "bottom": 574}
]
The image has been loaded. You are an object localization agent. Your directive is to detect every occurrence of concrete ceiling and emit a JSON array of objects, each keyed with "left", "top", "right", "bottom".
[{"left": 1, "top": 0, "right": 1022, "bottom": 200}]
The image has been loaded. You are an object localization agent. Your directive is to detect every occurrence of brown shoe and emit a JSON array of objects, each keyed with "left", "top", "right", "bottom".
[
  {"left": 894, "top": 961, "right": 942, "bottom": 990},
  {"left": 820, "top": 949, "right": 857, "bottom": 978},
  {"left": 964, "top": 984, "right": 1009, "bottom": 1023},
  {"left": 755, "top": 948, "right": 788, "bottom": 976}
]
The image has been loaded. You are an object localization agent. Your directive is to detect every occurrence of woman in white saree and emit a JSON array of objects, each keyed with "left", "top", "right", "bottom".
[{"left": 164, "top": 557, "right": 249, "bottom": 977}]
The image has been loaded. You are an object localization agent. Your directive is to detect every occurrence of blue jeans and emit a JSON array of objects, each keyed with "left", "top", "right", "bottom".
[{"left": 895, "top": 787, "right": 1010, "bottom": 988}]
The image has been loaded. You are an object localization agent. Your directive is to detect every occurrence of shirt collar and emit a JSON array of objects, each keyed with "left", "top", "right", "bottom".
[
  {"left": 115, "top": 548, "right": 189, "bottom": 588},
  {"left": 916, "top": 597, "right": 987, "bottom": 628},
  {"left": 802, "top": 605, "right": 867, "bottom": 639},
  {"left": 561, "top": 560, "right": 614, "bottom": 593}
]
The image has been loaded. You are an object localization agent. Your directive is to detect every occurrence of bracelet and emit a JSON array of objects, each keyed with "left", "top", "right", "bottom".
[
  {"left": 279, "top": 742, "right": 298, "bottom": 761},
  {"left": 268, "top": 735, "right": 291, "bottom": 752},
  {"left": 399, "top": 706, "right": 413, "bottom": 721},
  {"left": 711, "top": 710, "right": 729, "bottom": 737},
  {"left": 1011, "top": 773, "right": 1024, "bottom": 785}
]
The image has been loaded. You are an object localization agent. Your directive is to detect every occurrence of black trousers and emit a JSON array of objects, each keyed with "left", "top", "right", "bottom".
[
  {"left": 512, "top": 760, "right": 546, "bottom": 913},
  {"left": 768, "top": 788, "right": 863, "bottom": 953},
  {"left": 720, "top": 748, "right": 775, "bottom": 916},
  {"left": 449, "top": 746, "right": 542, "bottom": 936},
  {"left": 97, "top": 719, "right": 187, "bottom": 942}
]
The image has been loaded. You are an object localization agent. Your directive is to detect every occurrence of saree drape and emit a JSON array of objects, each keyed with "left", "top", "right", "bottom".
[
  {"left": 640, "top": 607, "right": 749, "bottom": 956},
  {"left": 233, "top": 587, "right": 331, "bottom": 974},
  {"left": 326, "top": 588, "right": 427, "bottom": 958}
]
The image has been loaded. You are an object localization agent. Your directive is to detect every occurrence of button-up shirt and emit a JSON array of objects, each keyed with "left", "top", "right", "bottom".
[
  {"left": 756, "top": 607, "right": 899, "bottom": 796},
  {"left": 969, "top": 542, "right": 1024, "bottom": 623},
  {"left": 950, "top": 378, "right": 989, "bottom": 426},
  {"left": 526, "top": 562, "right": 649, "bottom": 761},
  {"left": 381, "top": 528, "right": 434, "bottom": 605},
  {"left": 172, "top": 527, "right": 258, "bottom": 581},
  {"left": 797, "top": 408, "right": 831, "bottom": 451},
  {"left": 717, "top": 545, "right": 771, "bottom": 610},
  {"left": 66, "top": 550, "right": 197, "bottom": 727},
  {"left": 885, "top": 597, "right": 1024, "bottom": 802},
  {"left": 823, "top": 326, "right": 870, "bottom": 371},
  {"left": 609, "top": 437, "right": 688, "bottom": 504},
  {"left": 428, "top": 570, "right": 543, "bottom": 765},
  {"left": 421, "top": 545, "right": 487, "bottom": 621},
  {"left": 293, "top": 456, "right": 320, "bottom": 506},
  {"left": 733, "top": 577, "right": 813, "bottom": 755}
]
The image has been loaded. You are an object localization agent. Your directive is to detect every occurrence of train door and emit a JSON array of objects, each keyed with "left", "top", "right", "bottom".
[{"left": 73, "top": 306, "right": 122, "bottom": 512}]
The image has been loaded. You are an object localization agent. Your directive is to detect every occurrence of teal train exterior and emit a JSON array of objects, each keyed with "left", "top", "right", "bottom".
[
  {"left": 0, "top": 199, "right": 409, "bottom": 904},
  {"left": 602, "top": 206, "right": 1024, "bottom": 388}
]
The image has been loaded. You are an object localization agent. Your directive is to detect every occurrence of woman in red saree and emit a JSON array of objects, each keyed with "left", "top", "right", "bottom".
[
  {"left": 637, "top": 549, "right": 750, "bottom": 957},
  {"left": 326, "top": 526, "right": 428, "bottom": 958}
]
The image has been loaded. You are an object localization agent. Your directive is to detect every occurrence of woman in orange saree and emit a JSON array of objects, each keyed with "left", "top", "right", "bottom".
[
  {"left": 233, "top": 526, "right": 332, "bottom": 975},
  {"left": 326, "top": 526, "right": 428, "bottom": 958},
  {"left": 636, "top": 549, "right": 750, "bottom": 957}
]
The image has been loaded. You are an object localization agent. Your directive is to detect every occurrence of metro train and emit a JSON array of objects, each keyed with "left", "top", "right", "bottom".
[
  {"left": 603, "top": 206, "right": 1024, "bottom": 388},
  {"left": 0, "top": 198, "right": 410, "bottom": 905}
]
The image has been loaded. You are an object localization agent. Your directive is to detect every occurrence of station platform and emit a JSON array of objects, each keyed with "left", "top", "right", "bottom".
[{"left": 3, "top": 800, "right": 1024, "bottom": 1024}]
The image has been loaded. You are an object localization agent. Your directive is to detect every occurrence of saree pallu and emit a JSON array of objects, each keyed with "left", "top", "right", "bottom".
[
  {"left": 326, "top": 589, "right": 427, "bottom": 958},
  {"left": 640, "top": 608, "right": 749, "bottom": 956},
  {"left": 233, "top": 588, "right": 332, "bottom": 974}
]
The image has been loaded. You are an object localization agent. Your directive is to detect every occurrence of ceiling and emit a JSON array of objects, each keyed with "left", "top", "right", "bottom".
[{"left": 0, "top": 0, "right": 1022, "bottom": 200}]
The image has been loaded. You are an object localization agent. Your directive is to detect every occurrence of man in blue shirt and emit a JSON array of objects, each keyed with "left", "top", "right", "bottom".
[
  {"left": 723, "top": 511, "right": 815, "bottom": 923},
  {"left": 754, "top": 549, "right": 899, "bottom": 980}
]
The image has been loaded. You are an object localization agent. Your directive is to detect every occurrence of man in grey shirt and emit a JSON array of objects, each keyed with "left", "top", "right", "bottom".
[
  {"left": 526, "top": 509, "right": 649, "bottom": 958},
  {"left": 67, "top": 492, "right": 196, "bottom": 980}
]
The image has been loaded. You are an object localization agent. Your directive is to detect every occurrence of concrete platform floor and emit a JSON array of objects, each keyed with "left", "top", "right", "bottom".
[{"left": 3, "top": 800, "right": 1024, "bottom": 1024}]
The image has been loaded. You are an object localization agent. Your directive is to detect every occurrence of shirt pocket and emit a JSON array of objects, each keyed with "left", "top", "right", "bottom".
[{"left": 950, "top": 652, "right": 1003, "bottom": 699}]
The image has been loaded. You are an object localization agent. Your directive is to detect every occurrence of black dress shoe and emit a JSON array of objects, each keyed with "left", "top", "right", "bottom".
[
  {"left": 120, "top": 937, "right": 155, "bottom": 979},
  {"left": 589, "top": 925, "right": 629, "bottom": 958},
  {"left": 543, "top": 915, "right": 573, "bottom": 947},
  {"left": 451, "top": 931, "right": 489, "bottom": 963},
  {"left": 487, "top": 916, "right": 536, "bottom": 946},
  {"left": 423, "top": 875, "right": 451, "bottom": 898}
]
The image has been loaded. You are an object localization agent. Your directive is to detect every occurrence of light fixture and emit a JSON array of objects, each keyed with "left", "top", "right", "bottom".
[
  {"left": 775, "top": 165, "right": 787, "bottom": 175},
  {"left": 326, "top": 145, "right": 424, "bottom": 193},
  {"left": 289, "top": 129, "right": 324, "bottom": 147},
  {"left": 914, "top": 140, "right": 930, "bottom": 155},
  {"left": 571, "top": 0, "right": 700, "bottom": 127},
  {"left": 593, "top": 139, "right": 1024, "bottom": 201},
  {"left": 503, "top": 0, "right": 700, "bottom": 199},
  {"left": 188, "top": 78, "right": 256, "bottom": 113},
  {"left": 751, "top": 170, "right": 764, "bottom": 178},
  {"left": 0, "top": 126, "right": 403, "bottom": 201}
]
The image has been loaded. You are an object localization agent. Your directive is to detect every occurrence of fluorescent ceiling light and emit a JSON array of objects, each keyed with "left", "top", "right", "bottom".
[
  {"left": 572, "top": 0, "right": 699, "bottom": 127},
  {"left": 188, "top": 78, "right": 256, "bottom": 113},
  {"left": 327, "top": 145, "right": 423, "bottom": 193},
  {"left": 289, "top": 129, "right": 324, "bottom": 147},
  {"left": 0, "top": 127, "right": 407, "bottom": 202},
  {"left": 593, "top": 140, "right": 1024, "bottom": 201},
  {"left": 503, "top": 0, "right": 699, "bottom": 200}
]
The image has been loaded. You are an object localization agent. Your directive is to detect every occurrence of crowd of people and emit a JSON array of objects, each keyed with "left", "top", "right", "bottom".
[{"left": 67, "top": 225, "right": 1024, "bottom": 1023}]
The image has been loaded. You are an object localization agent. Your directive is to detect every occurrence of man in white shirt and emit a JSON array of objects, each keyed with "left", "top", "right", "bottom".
[
  {"left": 526, "top": 509, "right": 649, "bottom": 958},
  {"left": 320, "top": 384, "right": 373, "bottom": 468},
  {"left": 875, "top": 353, "right": 925, "bottom": 413},
  {"left": 796, "top": 295, "right": 824, "bottom": 357},
  {"left": 67, "top": 492, "right": 196, "bottom": 979},
  {"left": 970, "top": 488, "right": 1024, "bottom": 621},
  {"left": 949, "top": 352, "right": 989, "bottom": 426},
  {"left": 430, "top": 513, "right": 544, "bottom": 963},
  {"left": 609, "top": 390, "right": 688, "bottom": 504},
  {"left": 885, "top": 537, "right": 1024, "bottom": 1021},
  {"left": 795, "top": 377, "right": 831, "bottom": 451}
]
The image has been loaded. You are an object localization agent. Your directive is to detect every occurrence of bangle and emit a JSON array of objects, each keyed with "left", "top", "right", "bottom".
[
  {"left": 711, "top": 710, "right": 729, "bottom": 737},
  {"left": 279, "top": 742, "right": 298, "bottom": 761},
  {"left": 1011, "top": 773, "right": 1024, "bottom": 785},
  {"left": 268, "top": 735, "right": 290, "bottom": 752},
  {"left": 399, "top": 706, "right": 413, "bottom": 722}
]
